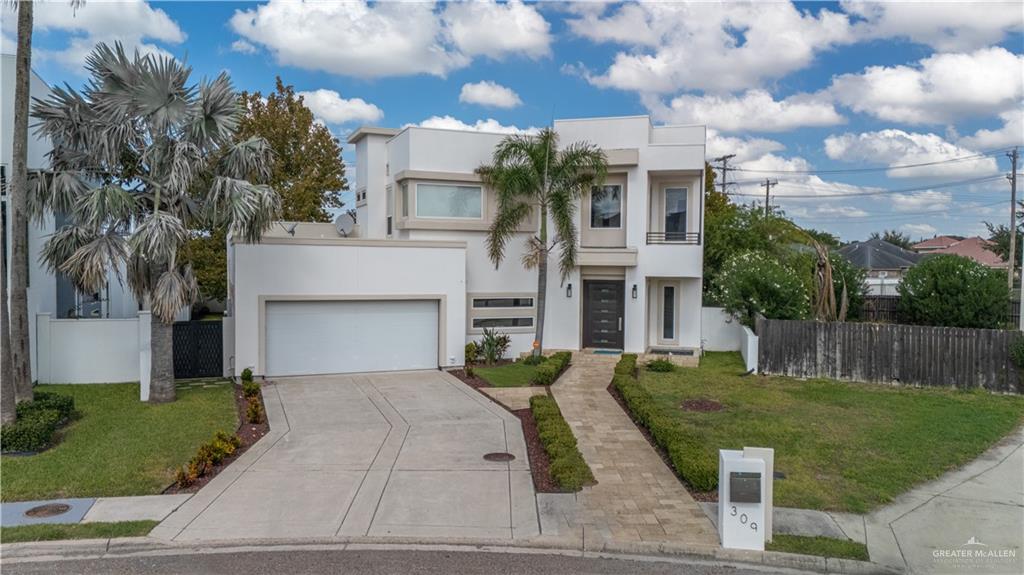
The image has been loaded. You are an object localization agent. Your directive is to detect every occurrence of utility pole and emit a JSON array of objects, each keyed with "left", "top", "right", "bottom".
[
  {"left": 761, "top": 179, "right": 778, "bottom": 216},
  {"left": 1008, "top": 148, "right": 1018, "bottom": 291},
  {"left": 712, "top": 154, "right": 736, "bottom": 196}
]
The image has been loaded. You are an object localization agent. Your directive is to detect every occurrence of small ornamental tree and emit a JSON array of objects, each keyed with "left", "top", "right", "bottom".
[
  {"left": 716, "top": 251, "right": 810, "bottom": 328},
  {"left": 897, "top": 254, "right": 1009, "bottom": 328}
]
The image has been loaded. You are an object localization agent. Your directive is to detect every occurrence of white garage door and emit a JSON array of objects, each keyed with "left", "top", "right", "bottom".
[{"left": 265, "top": 300, "right": 439, "bottom": 377}]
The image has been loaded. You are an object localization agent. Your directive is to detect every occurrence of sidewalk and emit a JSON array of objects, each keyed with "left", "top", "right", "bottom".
[
  {"left": 549, "top": 352, "right": 718, "bottom": 547},
  {"left": 1, "top": 494, "right": 191, "bottom": 527}
]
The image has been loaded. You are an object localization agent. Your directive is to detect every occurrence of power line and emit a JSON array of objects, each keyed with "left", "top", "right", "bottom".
[
  {"left": 792, "top": 200, "right": 1004, "bottom": 222},
  {"left": 729, "top": 148, "right": 1012, "bottom": 175},
  {"left": 728, "top": 175, "right": 1004, "bottom": 199}
]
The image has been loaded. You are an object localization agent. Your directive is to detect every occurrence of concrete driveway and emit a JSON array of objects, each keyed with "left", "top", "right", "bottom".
[{"left": 152, "top": 371, "right": 539, "bottom": 542}]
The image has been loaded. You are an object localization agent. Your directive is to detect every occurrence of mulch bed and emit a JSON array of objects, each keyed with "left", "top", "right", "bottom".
[
  {"left": 448, "top": 368, "right": 492, "bottom": 388},
  {"left": 164, "top": 383, "right": 270, "bottom": 494},
  {"left": 511, "top": 407, "right": 559, "bottom": 493},
  {"left": 606, "top": 380, "right": 718, "bottom": 502}
]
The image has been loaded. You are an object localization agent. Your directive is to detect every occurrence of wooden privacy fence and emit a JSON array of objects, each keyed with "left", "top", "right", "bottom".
[
  {"left": 756, "top": 318, "right": 1022, "bottom": 393},
  {"left": 862, "top": 296, "right": 1020, "bottom": 326}
]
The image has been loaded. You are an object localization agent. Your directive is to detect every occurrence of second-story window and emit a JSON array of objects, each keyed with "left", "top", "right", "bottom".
[
  {"left": 590, "top": 185, "right": 622, "bottom": 228},
  {"left": 664, "top": 187, "right": 687, "bottom": 236},
  {"left": 416, "top": 183, "right": 482, "bottom": 219}
]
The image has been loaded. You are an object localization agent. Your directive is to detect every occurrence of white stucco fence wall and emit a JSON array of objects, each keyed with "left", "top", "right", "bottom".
[
  {"left": 35, "top": 313, "right": 151, "bottom": 386},
  {"left": 700, "top": 306, "right": 757, "bottom": 372}
]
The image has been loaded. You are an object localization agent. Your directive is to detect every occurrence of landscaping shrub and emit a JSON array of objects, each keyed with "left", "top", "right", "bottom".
[
  {"left": 715, "top": 250, "right": 810, "bottom": 328},
  {"left": 240, "top": 367, "right": 253, "bottom": 383},
  {"left": 522, "top": 354, "right": 545, "bottom": 366},
  {"left": 530, "top": 395, "right": 594, "bottom": 491},
  {"left": 176, "top": 431, "right": 243, "bottom": 488},
  {"left": 479, "top": 328, "right": 511, "bottom": 365},
  {"left": 16, "top": 391, "right": 75, "bottom": 423},
  {"left": 645, "top": 359, "right": 675, "bottom": 373},
  {"left": 246, "top": 397, "right": 265, "bottom": 424},
  {"left": 0, "top": 409, "right": 62, "bottom": 453},
  {"left": 464, "top": 365, "right": 475, "bottom": 378},
  {"left": 898, "top": 254, "right": 1009, "bottom": 328},
  {"left": 241, "top": 379, "right": 261, "bottom": 399},
  {"left": 612, "top": 355, "right": 717, "bottom": 491},
  {"left": 465, "top": 341, "right": 479, "bottom": 365},
  {"left": 530, "top": 351, "right": 572, "bottom": 385},
  {"left": 614, "top": 353, "right": 638, "bottom": 377}
]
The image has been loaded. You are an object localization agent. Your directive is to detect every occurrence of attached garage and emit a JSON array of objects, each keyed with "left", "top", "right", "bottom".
[{"left": 264, "top": 300, "right": 440, "bottom": 377}]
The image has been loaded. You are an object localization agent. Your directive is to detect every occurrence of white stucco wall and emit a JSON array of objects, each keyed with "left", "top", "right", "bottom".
[
  {"left": 35, "top": 314, "right": 140, "bottom": 383},
  {"left": 230, "top": 240, "right": 467, "bottom": 375},
  {"left": 701, "top": 306, "right": 744, "bottom": 351}
]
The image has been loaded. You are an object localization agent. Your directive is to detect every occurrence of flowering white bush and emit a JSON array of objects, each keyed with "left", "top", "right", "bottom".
[
  {"left": 715, "top": 251, "right": 810, "bottom": 328},
  {"left": 898, "top": 255, "right": 1008, "bottom": 328}
]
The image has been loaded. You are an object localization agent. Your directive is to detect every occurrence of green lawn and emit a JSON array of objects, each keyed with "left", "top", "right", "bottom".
[
  {"left": 1, "top": 382, "right": 237, "bottom": 502},
  {"left": 475, "top": 361, "right": 541, "bottom": 387},
  {"left": 767, "top": 534, "right": 869, "bottom": 561},
  {"left": 638, "top": 352, "right": 1024, "bottom": 513},
  {"left": 0, "top": 521, "right": 158, "bottom": 543}
]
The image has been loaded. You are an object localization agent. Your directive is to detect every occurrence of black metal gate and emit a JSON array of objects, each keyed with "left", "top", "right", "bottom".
[{"left": 173, "top": 320, "right": 223, "bottom": 379}]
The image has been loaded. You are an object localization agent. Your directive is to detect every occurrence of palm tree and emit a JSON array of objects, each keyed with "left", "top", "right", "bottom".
[
  {"left": 29, "top": 42, "right": 280, "bottom": 402},
  {"left": 477, "top": 128, "right": 607, "bottom": 356},
  {"left": 8, "top": 0, "right": 35, "bottom": 407}
]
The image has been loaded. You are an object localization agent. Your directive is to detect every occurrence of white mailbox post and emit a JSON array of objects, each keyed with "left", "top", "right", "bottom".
[{"left": 718, "top": 449, "right": 768, "bottom": 550}]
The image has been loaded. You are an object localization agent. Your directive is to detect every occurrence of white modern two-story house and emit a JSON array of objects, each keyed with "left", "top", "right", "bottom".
[{"left": 226, "top": 115, "right": 705, "bottom": 377}]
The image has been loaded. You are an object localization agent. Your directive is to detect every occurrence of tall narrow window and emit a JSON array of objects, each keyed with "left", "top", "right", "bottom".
[
  {"left": 664, "top": 187, "right": 687, "bottom": 237},
  {"left": 401, "top": 183, "right": 409, "bottom": 217},
  {"left": 663, "top": 285, "right": 675, "bottom": 340},
  {"left": 590, "top": 185, "right": 622, "bottom": 228}
]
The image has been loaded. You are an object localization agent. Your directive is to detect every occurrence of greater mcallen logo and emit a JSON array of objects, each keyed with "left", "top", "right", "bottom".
[{"left": 932, "top": 536, "right": 1017, "bottom": 566}]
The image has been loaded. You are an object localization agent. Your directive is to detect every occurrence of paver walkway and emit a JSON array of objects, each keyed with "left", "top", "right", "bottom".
[{"left": 550, "top": 353, "right": 718, "bottom": 547}]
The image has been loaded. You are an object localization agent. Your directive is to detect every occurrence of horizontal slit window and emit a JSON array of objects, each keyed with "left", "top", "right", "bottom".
[
  {"left": 472, "top": 317, "right": 534, "bottom": 329},
  {"left": 472, "top": 297, "right": 534, "bottom": 309}
]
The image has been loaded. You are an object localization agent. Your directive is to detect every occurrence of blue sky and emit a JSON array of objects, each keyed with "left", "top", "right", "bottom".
[{"left": 4, "top": 1, "right": 1023, "bottom": 242}]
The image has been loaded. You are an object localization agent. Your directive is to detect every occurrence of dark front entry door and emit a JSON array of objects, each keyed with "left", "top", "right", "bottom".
[{"left": 583, "top": 280, "right": 625, "bottom": 349}]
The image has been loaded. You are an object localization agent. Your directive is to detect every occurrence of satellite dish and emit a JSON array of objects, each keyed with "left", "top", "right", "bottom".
[{"left": 335, "top": 211, "right": 356, "bottom": 237}]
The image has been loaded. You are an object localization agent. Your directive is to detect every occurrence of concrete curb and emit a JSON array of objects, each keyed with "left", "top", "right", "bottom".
[{"left": 1, "top": 534, "right": 901, "bottom": 574}]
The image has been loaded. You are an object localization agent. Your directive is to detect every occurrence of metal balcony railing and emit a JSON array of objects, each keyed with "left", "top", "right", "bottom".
[{"left": 646, "top": 231, "right": 701, "bottom": 245}]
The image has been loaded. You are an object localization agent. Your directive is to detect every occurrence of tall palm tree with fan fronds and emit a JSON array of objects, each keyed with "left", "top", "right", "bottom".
[
  {"left": 28, "top": 42, "right": 280, "bottom": 402},
  {"left": 477, "top": 128, "right": 607, "bottom": 357}
]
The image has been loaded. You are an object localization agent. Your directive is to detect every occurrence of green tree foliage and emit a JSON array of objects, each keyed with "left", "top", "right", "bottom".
[
  {"left": 897, "top": 255, "right": 1009, "bottom": 328},
  {"left": 803, "top": 228, "right": 840, "bottom": 249},
  {"left": 237, "top": 78, "right": 347, "bottom": 222},
  {"left": 983, "top": 220, "right": 1020, "bottom": 262},
  {"left": 789, "top": 250, "right": 869, "bottom": 320},
  {"left": 714, "top": 251, "right": 810, "bottom": 327},
  {"left": 870, "top": 229, "right": 913, "bottom": 249},
  {"left": 180, "top": 229, "right": 227, "bottom": 303},
  {"left": 703, "top": 205, "right": 797, "bottom": 302}
]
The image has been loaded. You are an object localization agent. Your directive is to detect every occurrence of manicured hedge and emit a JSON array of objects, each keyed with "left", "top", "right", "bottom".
[
  {"left": 530, "top": 351, "right": 573, "bottom": 386},
  {"left": 17, "top": 391, "right": 75, "bottom": 423},
  {"left": 530, "top": 395, "right": 594, "bottom": 491},
  {"left": 612, "top": 354, "right": 718, "bottom": 491},
  {"left": 1, "top": 409, "right": 62, "bottom": 453}
]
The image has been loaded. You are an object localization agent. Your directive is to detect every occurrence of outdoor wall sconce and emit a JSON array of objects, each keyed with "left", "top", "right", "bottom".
[
  {"left": 632, "top": 284, "right": 638, "bottom": 299},
  {"left": 566, "top": 283, "right": 573, "bottom": 298}
]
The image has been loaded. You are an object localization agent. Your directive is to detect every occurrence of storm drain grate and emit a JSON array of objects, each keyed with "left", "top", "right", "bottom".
[
  {"left": 24, "top": 503, "right": 71, "bottom": 518},
  {"left": 483, "top": 452, "right": 516, "bottom": 462}
]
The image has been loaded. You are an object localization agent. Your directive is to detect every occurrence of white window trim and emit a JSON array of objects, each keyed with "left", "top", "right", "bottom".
[
  {"left": 414, "top": 182, "right": 484, "bottom": 220},
  {"left": 587, "top": 184, "right": 623, "bottom": 230}
]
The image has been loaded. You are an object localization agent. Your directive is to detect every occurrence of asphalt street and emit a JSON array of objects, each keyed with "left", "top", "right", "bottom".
[{"left": 3, "top": 548, "right": 779, "bottom": 575}]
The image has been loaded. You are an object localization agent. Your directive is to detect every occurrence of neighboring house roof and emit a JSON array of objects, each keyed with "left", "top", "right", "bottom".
[
  {"left": 837, "top": 239, "right": 922, "bottom": 270},
  {"left": 929, "top": 236, "right": 1008, "bottom": 268},
  {"left": 912, "top": 235, "right": 960, "bottom": 251}
]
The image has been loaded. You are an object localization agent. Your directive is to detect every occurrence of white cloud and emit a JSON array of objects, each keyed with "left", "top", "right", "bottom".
[
  {"left": 1, "top": 0, "right": 185, "bottom": 72},
  {"left": 230, "top": 0, "right": 549, "bottom": 79},
  {"left": 829, "top": 47, "right": 1024, "bottom": 125},
  {"left": 824, "top": 130, "right": 999, "bottom": 178},
  {"left": 411, "top": 115, "right": 540, "bottom": 134},
  {"left": 842, "top": 0, "right": 1024, "bottom": 52},
  {"left": 959, "top": 108, "right": 1024, "bottom": 149},
  {"left": 890, "top": 191, "right": 953, "bottom": 212},
  {"left": 443, "top": 0, "right": 551, "bottom": 60},
  {"left": 459, "top": 81, "right": 523, "bottom": 109},
  {"left": 566, "top": 2, "right": 854, "bottom": 93},
  {"left": 645, "top": 89, "right": 844, "bottom": 133},
  {"left": 902, "top": 223, "right": 937, "bottom": 237},
  {"left": 230, "top": 39, "right": 258, "bottom": 55},
  {"left": 706, "top": 130, "right": 786, "bottom": 163},
  {"left": 812, "top": 205, "right": 870, "bottom": 218},
  {"left": 298, "top": 89, "right": 383, "bottom": 125}
]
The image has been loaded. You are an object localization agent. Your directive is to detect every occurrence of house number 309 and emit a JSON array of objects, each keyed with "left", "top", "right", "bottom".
[{"left": 729, "top": 506, "right": 759, "bottom": 531}]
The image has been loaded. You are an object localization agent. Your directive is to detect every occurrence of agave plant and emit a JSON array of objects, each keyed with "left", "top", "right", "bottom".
[{"left": 29, "top": 42, "right": 280, "bottom": 402}]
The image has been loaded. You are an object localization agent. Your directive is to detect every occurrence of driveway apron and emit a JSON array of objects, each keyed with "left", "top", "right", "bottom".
[{"left": 152, "top": 371, "right": 538, "bottom": 542}]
